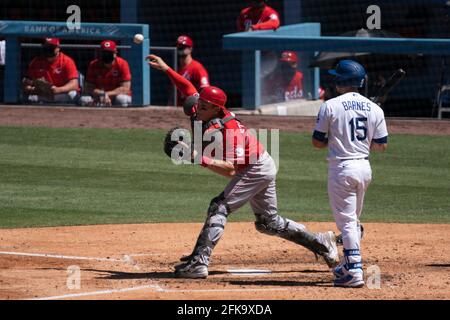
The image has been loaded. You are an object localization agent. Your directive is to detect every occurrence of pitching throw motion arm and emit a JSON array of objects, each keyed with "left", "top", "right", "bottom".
[
  {"left": 150, "top": 54, "right": 236, "bottom": 178},
  {"left": 147, "top": 54, "right": 198, "bottom": 116}
]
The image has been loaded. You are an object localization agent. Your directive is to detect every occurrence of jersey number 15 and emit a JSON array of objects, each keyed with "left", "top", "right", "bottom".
[{"left": 349, "top": 117, "right": 368, "bottom": 141}]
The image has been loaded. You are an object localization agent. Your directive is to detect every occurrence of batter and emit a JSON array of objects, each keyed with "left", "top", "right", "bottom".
[{"left": 312, "top": 60, "right": 389, "bottom": 288}]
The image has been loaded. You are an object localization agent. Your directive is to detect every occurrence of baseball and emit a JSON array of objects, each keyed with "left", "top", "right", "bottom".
[{"left": 133, "top": 34, "right": 144, "bottom": 44}]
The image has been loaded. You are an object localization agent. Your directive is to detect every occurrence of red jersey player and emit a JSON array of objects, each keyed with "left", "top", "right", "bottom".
[
  {"left": 147, "top": 54, "right": 339, "bottom": 279},
  {"left": 237, "top": 0, "right": 281, "bottom": 32},
  {"left": 174, "top": 35, "right": 209, "bottom": 106},
  {"left": 22, "top": 38, "right": 79, "bottom": 104},
  {"left": 262, "top": 51, "right": 304, "bottom": 104},
  {"left": 81, "top": 40, "right": 132, "bottom": 107}
]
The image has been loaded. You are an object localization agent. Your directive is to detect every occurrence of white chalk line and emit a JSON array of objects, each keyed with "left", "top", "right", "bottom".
[
  {"left": 0, "top": 251, "right": 124, "bottom": 263},
  {"left": 160, "top": 287, "right": 290, "bottom": 293},
  {"left": 227, "top": 269, "right": 272, "bottom": 276},
  {"left": 30, "top": 284, "right": 164, "bottom": 300},
  {"left": 2, "top": 251, "right": 290, "bottom": 298},
  {"left": 126, "top": 253, "right": 166, "bottom": 257},
  {"left": 31, "top": 285, "right": 290, "bottom": 300}
]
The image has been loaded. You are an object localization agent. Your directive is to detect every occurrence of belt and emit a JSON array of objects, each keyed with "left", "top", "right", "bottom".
[{"left": 340, "top": 157, "right": 369, "bottom": 161}]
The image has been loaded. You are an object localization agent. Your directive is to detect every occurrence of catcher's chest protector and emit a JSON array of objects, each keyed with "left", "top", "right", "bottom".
[{"left": 191, "top": 114, "right": 239, "bottom": 151}]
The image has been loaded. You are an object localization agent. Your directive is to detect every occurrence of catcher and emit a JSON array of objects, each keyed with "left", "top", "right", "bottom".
[{"left": 148, "top": 54, "right": 339, "bottom": 279}]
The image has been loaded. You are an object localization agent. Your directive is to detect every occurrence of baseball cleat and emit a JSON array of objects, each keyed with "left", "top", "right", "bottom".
[
  {"left": 317, "top": 231, "right": 340, "bottom": 268},
  {"left": 179, "top": 253, "right": 213, "bottom": 264},
  {"left": 179, "top": 254, "right": 193, "bottom": 262},
  {"left": 174, "top": 260, "right": 208, "bottom": 279},
  {"left": 333, "top": 268, "right": 365, "bottom": 288},
  {"left": 333, "top": 264, "right": 346, "bottom": 278}
]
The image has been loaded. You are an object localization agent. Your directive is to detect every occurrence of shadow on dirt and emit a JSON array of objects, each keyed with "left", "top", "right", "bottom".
[
  {"left": 228, "top": 279, "right": 333, "bottom": 287},
  {"left": 425, "top": 264, "right": 450, "bottom": 268},
  {"left": 81, "top": 268, "right": 329, "bottom": 279}
]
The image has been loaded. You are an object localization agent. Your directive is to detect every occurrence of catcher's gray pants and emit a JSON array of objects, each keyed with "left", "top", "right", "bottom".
[
  {"left": 190, "top": 151, "right": 320, "bottom": 266},
  {"left": 27, "top": 90, "right": 79, "bottom": 104}
]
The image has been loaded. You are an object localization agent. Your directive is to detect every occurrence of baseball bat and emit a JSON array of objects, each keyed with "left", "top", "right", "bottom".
[{"left": 371, "top": 68, "right": 406, "bottom": 105}]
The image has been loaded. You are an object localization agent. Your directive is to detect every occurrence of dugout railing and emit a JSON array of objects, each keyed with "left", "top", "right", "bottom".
[
  {"left": 0, "top": 20, "right": 150, "bottom": 106},
  {"left": 223, "top": 23, "right": 450, "bottom": 111}
]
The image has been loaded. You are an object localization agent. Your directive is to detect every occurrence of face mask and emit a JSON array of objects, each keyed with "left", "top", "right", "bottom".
[
  {"left": 280, "top": 63, "right": 296, "bottom": 78},
  {"left": 101, "top": 51, "right": 115, "bottom": 64},
  {"left": 177, "top": 48, "right": 189, "bottom": 57},
  {"left": 251, "top": 1, "right": 265, "bottom": 9},
  {"left": 42, "top": 46, "right": 57, "bottom": 58}
]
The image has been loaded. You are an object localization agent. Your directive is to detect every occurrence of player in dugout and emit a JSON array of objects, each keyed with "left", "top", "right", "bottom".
[
  {"left": 173, "top": 35, "right": 210, "bottom": 107},
  {"left": 237, "top": 0, "right": 280, "bottom": 32},
  {"left": 80, "top": 40, "right": 132, "bottom": 107},
  {"left": 22, "top": 38, "right": 79, "bottom": 104},
  {"left": 262, "top": 51, "right": 304, "bottom": 104}
]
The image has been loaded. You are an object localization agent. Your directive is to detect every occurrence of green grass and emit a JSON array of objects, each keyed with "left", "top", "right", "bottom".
[{"left": 0, "top": 126, "right": 449, "bottom": 228}]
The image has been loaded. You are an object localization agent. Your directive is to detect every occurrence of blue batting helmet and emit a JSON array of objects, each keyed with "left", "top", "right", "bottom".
[{"left": 328, "top": 60, "right": 366, "bottom": 88}]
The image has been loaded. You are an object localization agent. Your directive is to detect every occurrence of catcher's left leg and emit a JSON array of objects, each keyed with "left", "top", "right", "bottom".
[
  {"left": 175, "top": 193, "right": 230, "bottom": 279},
  {"left": 176, "top": 154, "right": 275, "bottom": 278}
]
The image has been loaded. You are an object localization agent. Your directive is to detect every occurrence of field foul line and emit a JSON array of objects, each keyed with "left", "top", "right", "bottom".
[
  {"left": 30, "top": 285, "right": 164, "bottom": 300},
  {"left": 159, "top": 288, "right": 290, "bottom": 293},
  {"left": 0, "top": 251, "right": 125, "bottom": 263},
  {"left": 31, "top": 285, "right": 290, "bottom": 300}
]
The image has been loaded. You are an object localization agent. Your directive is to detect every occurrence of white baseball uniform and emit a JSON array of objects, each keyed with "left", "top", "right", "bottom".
[{"left": 314, "top": 92, "right": 388, "bottom": 254}]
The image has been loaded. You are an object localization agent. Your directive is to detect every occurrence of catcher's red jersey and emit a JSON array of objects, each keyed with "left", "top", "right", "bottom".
[
  {"left": 203, "top": 111, "right": 265, "bottom": 171},
  {"left": 177, "top": 60, "right": 209, "bottom": 106},
  {"left": 237, "top": 6, "right": 280, "bottom": 31},
  {"left": 165, "top": 67, "right": 264, "bottom": 171},
  {"left": 27, "top": 52, "right": 79, "bottom": 89},
  {"left": 86, "top": 56, "right": 132, "bottom": 95}
]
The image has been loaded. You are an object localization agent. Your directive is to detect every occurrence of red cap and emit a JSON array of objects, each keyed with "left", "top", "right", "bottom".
[
  {"left": 199, "top": 86, "right": 227, "bottom": 109},
  {"left": 101, "top": 40, "right": 117, "bottom": 52},
  {"left": 43, "top": 38, "right": 60, "bottom": 47},
  {"left": 280, "top": 51, "right": 298, "bottom": 64},
  {"left": 176, "top": 35, "right": 194, "bottom": 48}
]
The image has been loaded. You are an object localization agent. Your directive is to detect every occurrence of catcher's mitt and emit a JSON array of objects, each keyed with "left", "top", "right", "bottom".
[
  {"left": 33, "top": 78, "right": 53, "bottom": 98},
  {"left": 163, "top": 127, "right": 191, "bottom": 160}
]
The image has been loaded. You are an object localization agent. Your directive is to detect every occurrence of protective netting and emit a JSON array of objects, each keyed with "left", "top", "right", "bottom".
[{"left": 1, "top": 0, "right": 449, "bottom": 117}]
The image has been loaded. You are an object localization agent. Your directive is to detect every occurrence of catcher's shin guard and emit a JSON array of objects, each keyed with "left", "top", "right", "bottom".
[
  {"left": 181, "top": 195, "right": 229, "bottom": 267},
  {"left": 254, "top": 214, "right": 339, "bottom": 267}
]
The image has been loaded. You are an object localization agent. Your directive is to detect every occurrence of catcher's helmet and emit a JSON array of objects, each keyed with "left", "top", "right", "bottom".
[
  {"left": 280, "top": 51, "right": 298, "bottom": 64},
  {"left": 176, "top": 35, "right": 194, "bottom": 48},
  {"left": 199, "top": 86, "right": 227, "bottom": 109},
  {"left": 328, "top": 60, "right": 366, "bottom": 88}
]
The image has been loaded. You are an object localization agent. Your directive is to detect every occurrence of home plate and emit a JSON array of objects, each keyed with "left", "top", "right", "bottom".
[{"left": 227, "top": 269, "right": 272, "bottom": 276}]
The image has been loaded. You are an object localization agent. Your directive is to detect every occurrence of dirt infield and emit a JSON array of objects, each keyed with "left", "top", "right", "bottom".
[
  {"left": 0, "top": 222, "right": 449, "bottom": 300},
  {"left": 0, "top": 105, "right": 449, "bottom": 135},
  {"left": 0, "top": 105, "right": 449, "bottom": 300}
]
